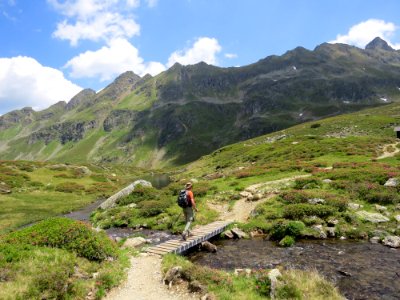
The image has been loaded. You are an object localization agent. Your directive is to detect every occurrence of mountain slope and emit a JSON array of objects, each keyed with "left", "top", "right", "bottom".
[{"left": 1, "top": 38, "right": 400, "bottom": 167}]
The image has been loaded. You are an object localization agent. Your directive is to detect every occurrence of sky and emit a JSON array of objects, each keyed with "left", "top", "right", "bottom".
[{"left": 1, "top": 0, "right": 400, "bottom": 115}]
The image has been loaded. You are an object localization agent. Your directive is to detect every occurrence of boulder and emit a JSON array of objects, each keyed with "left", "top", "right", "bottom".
[
  {"left": 382, "top": 236, "right": 400, "bottom": 248},
  {"left": 312, "top": 225, "right": 327, "bottom": 239},
  {"left": 308, "top": 198, "right": 325, "bottom": 205},
  {"left": 163, "top": 266, "right": 183, "bottom": 288},
  {"left": 375, "top": 204, "right": 387, "bottom": 212},
  {"left": 369, "top": 236, "right": 381, "bottom": 244},
  {"left": 222, "top": 230, "right": 234, "bottom": 239},
  {"left": 384, "top": 178, "right": 399, "bottom": 187},
  {"left": 327, "top": 219, "right": 339, "bottom": 227},
  {"left": 326, "top": 227, "right": 336, "bottom": 237},
  {"left": 268, "top": 269, "right": 282, "bottom": 300},
  {"left": 239, "top": 191, "right": 252, "bottom": 198},
  {"left": 231, "top": 227, "right": 248, "bottom": 239},
  {"left": 348, "top": 203, "right": 363, "bottom": 210},
  {"left": 188, "top": 280, "right": 206, "bottom": 293},
  {"left": 122, "top": 237, "right": 147, "bottom": 248},
  {"left": 201, "top": 241, "right": 217, "bottom": 253},
  {"left": 100, "top": 179, "right": 152, "bottom": 209},
  {"left": 356, "top": 211, "right": 390, "bottom": 223},
  {"left": 322, "top": 179, "right": 332, "bottom": 184},
  {"left": 74, "top": 166, "right": 92, "bottom": 176},
  {"left": 394, "top": 215, "right": 400, "bottom": 223}
]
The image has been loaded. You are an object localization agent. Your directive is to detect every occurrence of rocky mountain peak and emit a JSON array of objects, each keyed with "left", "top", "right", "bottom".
[
  {"left": 66, "top": 88, "right": 96, "bottom": 110},
  {"left": 365, "top": 37, "right": 394, "bottom": 51}
]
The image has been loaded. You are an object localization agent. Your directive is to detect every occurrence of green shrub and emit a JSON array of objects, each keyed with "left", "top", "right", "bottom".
[
  {"left": 283, "top": 204, "right": 336, "bottom": 220},
  {"left": 137, "top": 199, "right": 171, "bottom": 217},
  {"left": 253, "top": 269, "right": 271, "bottom": 296},
  {"left": 55, "top": 182, "right": 85, "bottom": 193},
  {"left": 293, "top": 178, "right": 322, "bottom": 189},
  {"left": 279, "top": 235, "right": 295, "bottom": 247},
  {"left": 3, "top": 218, "right": 117, "bottom": 261},
  {"left": 310, "top": 123, "right": 321, "bottom": 128},
  {"left": 270, "top": 221, "right": 305, "bottom": 240}
]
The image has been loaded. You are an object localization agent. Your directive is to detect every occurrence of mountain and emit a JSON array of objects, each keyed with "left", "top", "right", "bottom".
[{"left": 1, "top": 38, "right": 400, "bottom": 167}]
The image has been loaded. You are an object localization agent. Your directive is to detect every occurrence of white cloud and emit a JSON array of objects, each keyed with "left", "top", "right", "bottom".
[
  {"left": 65, "top": 38, "right": 166, "bottom": 80},
  {"left": 145, "top": 0, "right": 158, "bottom": 8},
  {"left": 225, "top": 53, "right": 237, "bottom": 59},
  {"left": 167, "top": 37, "right": 222, "bottom": 67},
  {"left": 0, "top": 56, "right": 82, "bottom": 114},
  {"left": 48, "top": 0, "right": 140, "bottom": 45},
  {"left": 330, "top": 19, "right": 400, "bottom": 49}
]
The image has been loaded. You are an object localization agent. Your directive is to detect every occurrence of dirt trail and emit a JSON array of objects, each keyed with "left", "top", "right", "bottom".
[
  {"left": 104, "top": 254, "right": 196, "bottom": 300},
  {"left": 377, "top": 142, "right": 400, "bottom": 159},
  {"left": 208, "top": 175, "right": 310, "bottom": 222}
]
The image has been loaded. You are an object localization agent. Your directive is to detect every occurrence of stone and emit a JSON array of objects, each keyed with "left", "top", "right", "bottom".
[
  {"left": 371, "top": 230, "right": 390, "bottom": 238},
  {"left": 231, "top": 227, "right": 248, "bottom": 239},
  {"left": 312, "top": 225, "right": 327, "bottom": 239},
  {"left": 201, "top": 293, "right": 217, "bottom": 300},
  {"left": 223, "top": 230, "right": 234, "bottom": 239},
  {"left": 369, "top": 236, "right": 381, "bottom": 244},
  {"left": 308, "top": 198, "right": 325, "bottom": 205},
  {"left": 188, "top": 280, "right": 206, "bottom": 293},
  {"left": 382, "top": 236, "right": 400, "bottom": 248},
  {"left": 384, "top": 178, "right": 399, "bottom": 187},
  {"left": 326, "top": 227, "right": 336, "bottom": 237},
  {"left": 348, "top": 203, "right": 363, "bottom": 210},
  {"left": 394, "top": 215, "right": 400, "bottom": 223},
  {"left": 327, "top": 219, "right": 339, "bottom": 227},
  {"left": 375, "top": 204, "right": 387, "bottom": 212},
  {"left": 127, "top": 203, "right": 137, "bottom": 208},
  {"left": 122, "top": 237, "right": 147, "bottom": 248},
  {"left": 201, "top": 241, "right": 217, "bottom": 253},
  {"left": 163, "top": 266, "right": 182, "bottom": 288},
  {"left": 322, "top": 179, "right": 332, "bottom": 184},
  {"left": 239, "top": 191, "right": 252, "bottom": 198},
  {"left": 252, "top": 193, "right": 263, "bottom": 201},
  {"left": 268, "top": 269, "right": 282, "bottom": 300},
  {"left": 75, "top": 166, "right": 92, "bottom": 176},
  {"left": 356, "top": 211, "right": 390, "bottom": 223},
  {"left": 99, "top": 179, "right": 152, "bottom": 209},
  {"left": 115, "top": 237, "right": 122, "bottom": 243}
]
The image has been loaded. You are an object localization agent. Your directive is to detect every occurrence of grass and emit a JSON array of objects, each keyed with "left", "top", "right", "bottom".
[
  {"left": 161, "top": 254, "right": 344, "bottom": 300},
  {"left": 0, "top": 218, "right": 129, "bottom": 300}
]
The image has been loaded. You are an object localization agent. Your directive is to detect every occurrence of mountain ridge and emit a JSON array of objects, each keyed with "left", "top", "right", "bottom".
[{"left": 1, "top": 37, "right": 400, "bottom": 167}]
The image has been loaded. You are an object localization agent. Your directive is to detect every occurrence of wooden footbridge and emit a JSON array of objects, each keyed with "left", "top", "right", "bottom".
[{"left": 146, "top": 220, "right": 232, "bottom": 255}]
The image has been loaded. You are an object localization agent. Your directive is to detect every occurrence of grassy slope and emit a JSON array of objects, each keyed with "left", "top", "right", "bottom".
[{"left": 0, "top": 160, "right": 148, "bottom": 234}]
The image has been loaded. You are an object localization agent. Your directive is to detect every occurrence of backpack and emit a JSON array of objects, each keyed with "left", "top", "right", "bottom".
[{"left": 177, "top": 189, "right": 189, "bottom": 208}]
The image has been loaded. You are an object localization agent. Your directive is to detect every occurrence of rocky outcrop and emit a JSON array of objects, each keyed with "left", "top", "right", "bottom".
[
  {"left": 66, "top": 88, "right": 96, "bottom": 110},
  {"left": 28, "top": 120, "right": 97, "bottom": 145},
  {"left": 365, "top": 37, "right": 395, "bottom": 52},
  {"left": 103, "top": 110, "right": 137, "bottom": 132},
  {"left": 0, "top": 107, "right": 35, "bottom": 130},
  {"left": 99, "top": 179, "right": 152, "bottom": 209}
]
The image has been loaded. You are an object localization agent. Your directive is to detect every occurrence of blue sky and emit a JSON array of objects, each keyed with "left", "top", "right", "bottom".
[{"left": 1, "top": 0, "right": 400, "bottom": 115}]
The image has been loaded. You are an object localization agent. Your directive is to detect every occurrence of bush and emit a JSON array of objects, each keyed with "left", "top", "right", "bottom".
[
  {"left": 283, "top": 204, "right": 336, "bottom": 220},
  {"left": 270, "top": 221, "right": 305, "bottom": 240},
  {"left": 310, "top": 123, "right": 321, "bottom": 128},
  {"left": 279, "top": 235, "right": 295, "bottom": 247},
  {"left": 137, "top": 199, "right": 171, "bottom": 217},
  {"left": 253, "top": 269, "right": 271, "bottom": 296},
  {"left": 3, "top": 218, "right": 117, "bottom": 261},
  {"left": 55, "top": 182, "right": 85, "bottom": 193},
  {"left": 293, "top": 178, "right": 322, "bottom": 189}
]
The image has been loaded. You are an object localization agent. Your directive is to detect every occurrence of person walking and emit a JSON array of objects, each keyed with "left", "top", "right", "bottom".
[{"left": 182, "top": 182, "right": 198, "bottom": 241}]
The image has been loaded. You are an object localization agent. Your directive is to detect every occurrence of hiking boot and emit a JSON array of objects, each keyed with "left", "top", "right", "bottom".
[{"left": 181, "top": 232, "right": 187, "bottom": 241}]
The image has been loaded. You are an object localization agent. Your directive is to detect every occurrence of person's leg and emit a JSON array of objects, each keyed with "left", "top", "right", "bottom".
[{"left": 182, "top": 207, "right": 193, "bottom": 240}]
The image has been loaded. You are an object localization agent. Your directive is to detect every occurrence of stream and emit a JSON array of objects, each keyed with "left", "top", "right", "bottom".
[{"left": 189, "top": 238, "right": 400, "bottom": 300}]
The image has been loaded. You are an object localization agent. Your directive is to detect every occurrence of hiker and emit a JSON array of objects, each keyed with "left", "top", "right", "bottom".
[{"left": 181, "top": 182, "right": 198, "bottom": 240}]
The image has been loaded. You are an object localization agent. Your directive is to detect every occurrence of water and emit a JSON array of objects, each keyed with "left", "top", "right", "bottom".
[{"left": 189, "top": 239, "right": 400, "bottom": 300}]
